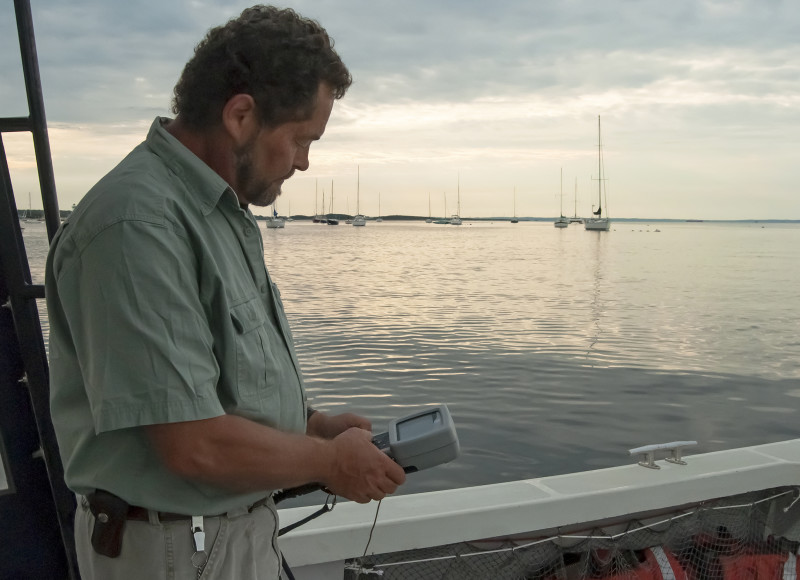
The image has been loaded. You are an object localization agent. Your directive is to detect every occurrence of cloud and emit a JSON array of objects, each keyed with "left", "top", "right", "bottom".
[{"left": 2, "top": 0, "right": 798, "bottom": 219}]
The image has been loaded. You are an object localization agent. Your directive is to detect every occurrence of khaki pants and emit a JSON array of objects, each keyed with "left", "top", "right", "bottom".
[{"left": 75, "top": 496, "right": 282, "bottom": 579}]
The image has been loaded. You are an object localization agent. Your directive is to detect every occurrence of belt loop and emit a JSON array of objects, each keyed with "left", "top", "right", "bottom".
[
  {"left": 227, "top": 495, "right": 271, "bottom": 519},
  {"left": 147, "top": 509, "right": 160, "bottom": 525},
  {"left": 226, "top": 504, "right": 250, "bottom": 518}
]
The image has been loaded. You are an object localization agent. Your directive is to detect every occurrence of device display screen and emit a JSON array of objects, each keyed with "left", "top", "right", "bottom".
[{"left": 397, "top": 410, "right": 442, "bottom": 440}]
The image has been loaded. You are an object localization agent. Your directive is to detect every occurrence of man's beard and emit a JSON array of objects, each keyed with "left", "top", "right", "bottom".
[{"left": 234, "top": 142, "right": 280, "bottom": 207}]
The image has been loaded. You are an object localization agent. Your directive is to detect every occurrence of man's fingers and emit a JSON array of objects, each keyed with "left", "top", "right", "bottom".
[{"left": 387, "top": 461, "right": 406, "bottom": 485}]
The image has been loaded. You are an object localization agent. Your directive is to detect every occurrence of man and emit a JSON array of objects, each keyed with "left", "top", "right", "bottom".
[{"left": 45, "top": 6, "right": 405, "bottom": 578}]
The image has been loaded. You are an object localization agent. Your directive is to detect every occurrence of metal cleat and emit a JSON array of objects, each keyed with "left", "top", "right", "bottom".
[{"left": 629, "top": 441, "right": 697, "bottom": 469}]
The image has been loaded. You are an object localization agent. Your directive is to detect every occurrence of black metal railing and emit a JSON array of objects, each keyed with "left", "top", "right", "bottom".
[{"left": 0, "top": 0, "right": 80, "bottom": 577}]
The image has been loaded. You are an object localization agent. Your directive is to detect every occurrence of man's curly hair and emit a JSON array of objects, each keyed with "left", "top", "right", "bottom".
[{"left": 172, "top": 5, "right": 352, "bottom": 129}]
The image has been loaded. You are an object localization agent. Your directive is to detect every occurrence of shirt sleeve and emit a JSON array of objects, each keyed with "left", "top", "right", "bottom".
[{"left": 52, "top": 218, "right": 224, "bottom": 433}]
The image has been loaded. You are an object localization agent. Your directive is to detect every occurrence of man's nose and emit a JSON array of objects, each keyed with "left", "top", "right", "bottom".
[{"left": 294, "top": 148, "right": 310, "bottom": 172}]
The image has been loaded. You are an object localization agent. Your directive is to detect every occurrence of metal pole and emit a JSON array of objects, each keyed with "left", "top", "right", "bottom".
[{"left": 14, "top": 0, "right": 61, "bottom": 242}]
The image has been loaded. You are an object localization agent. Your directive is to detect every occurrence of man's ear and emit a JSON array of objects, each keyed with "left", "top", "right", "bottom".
[{"left": 221, "top": 94, "right": 259, "bottom": 146}]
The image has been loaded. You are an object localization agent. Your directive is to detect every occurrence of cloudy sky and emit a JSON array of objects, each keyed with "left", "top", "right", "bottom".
[{"left": 2, "top": 0, "right": 798, "bottom": 220}]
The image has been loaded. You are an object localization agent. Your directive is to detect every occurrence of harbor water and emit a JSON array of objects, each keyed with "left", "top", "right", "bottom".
[{"left": 22, "top": 219, "right": 800, "bottom": 504}]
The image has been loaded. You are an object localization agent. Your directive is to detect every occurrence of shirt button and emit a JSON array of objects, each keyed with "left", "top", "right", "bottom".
[
  {"left": 260, "top": 284, "right": 268, "bottom": 294},
  {"left": 244, "top": 226, "right": 253, "bottom": 235}
]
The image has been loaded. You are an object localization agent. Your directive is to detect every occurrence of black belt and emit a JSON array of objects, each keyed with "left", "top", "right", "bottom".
[
  {"left": 126, "top": 506, "right": 194, "bottom": 521},
  {"left": 85, "top": 490, "right": 272, "bottom": 558},
  {"left": 125, "top": 495, "right": 272, "bottom": 521}
]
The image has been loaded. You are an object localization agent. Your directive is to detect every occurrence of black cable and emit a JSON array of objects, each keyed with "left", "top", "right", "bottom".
[
  {"left": 362, "top": 499, "right": 382, "bottom": 558},
  {"left": 278, "top": 493, "right": 337, "bottom": 537},
  {"left": 355, "top": 499, "right": 383, "bottom": 578},
  {"left": 277, "top": 493, "right": 337, "bottom": 579},
  {"left": 281, "top": 555, "right": 296, "bottom": 580},
  {"left": 273, "top": 483, "right": 324, "bottom": 505}
]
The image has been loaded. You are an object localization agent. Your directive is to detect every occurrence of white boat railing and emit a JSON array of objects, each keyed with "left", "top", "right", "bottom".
[{"left": 279, "top": 439, "right": 800, "bottom": 578}]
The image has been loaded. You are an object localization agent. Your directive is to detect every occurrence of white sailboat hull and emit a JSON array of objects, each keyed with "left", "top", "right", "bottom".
[
  {"left": 266, "top": 218, "right": 285, "bottom": 229},
  {"left": 352, "top": 215, "right": 366, "bottom": 226},
  {"left": 585, "top": 218, "right": 610, "bottom": 231}
]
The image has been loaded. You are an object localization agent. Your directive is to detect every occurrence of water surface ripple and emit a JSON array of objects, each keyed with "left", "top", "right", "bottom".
[{"left": 22, "top": 219, "right": 800, "bottom": 503}]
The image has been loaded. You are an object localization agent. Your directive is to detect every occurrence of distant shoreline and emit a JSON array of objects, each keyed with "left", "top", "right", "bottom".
[
  {"left": 19, "top": 209, "right": 798, "bottom": 224},
  {"left": 254, "top": 214, "right": 800, "bottom": 224}
]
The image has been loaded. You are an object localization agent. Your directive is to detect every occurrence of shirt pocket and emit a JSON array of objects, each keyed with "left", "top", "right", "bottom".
[
  {"left": 270, "top": 283, "right": 295, "bottom": 343},
  {"left": 229, "top": 297, "right": 275, "bottom": 401}
]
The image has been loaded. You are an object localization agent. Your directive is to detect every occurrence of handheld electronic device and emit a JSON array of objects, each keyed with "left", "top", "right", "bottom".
[
  {"left": 371, "top": 403, "right": 460, "bottom": 473},
  {"left": 273, "top": 404, "right": 460, "bottom": 504}
]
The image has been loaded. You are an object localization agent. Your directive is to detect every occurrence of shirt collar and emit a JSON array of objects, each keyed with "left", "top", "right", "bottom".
[{"left": 145, "top": 117, "right": 234, "bottom": 216}]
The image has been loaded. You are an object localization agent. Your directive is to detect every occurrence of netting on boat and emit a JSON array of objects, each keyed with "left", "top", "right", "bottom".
[{"left": 345, "top": 486, "right": 800, "bottom": 580}]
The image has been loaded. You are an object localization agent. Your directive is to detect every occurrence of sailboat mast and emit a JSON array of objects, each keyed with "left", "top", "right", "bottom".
[
  {"left": 560, "top": 168, "right": 563, "bottom": 217},
  {"left": 597, "top": 115, "right": 602, "bottom": 216},
  {"left": 574, "top": 177, "right": 578, "bottom": 217},
  {"left": 356, "top": 165, "right": 360, "bottom": 214},
  {"left": 457, "top": 173, "right": 461, "bottom": 215}
]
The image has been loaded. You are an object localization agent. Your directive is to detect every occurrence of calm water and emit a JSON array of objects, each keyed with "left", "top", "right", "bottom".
[{"left": 22, "top": 219, "right": 800, "bottom": 504}]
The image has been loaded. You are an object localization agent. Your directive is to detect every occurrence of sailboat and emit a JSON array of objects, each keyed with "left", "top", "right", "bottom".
[
  {"left": 313, "top": 179, "right": 326, "bottom": 223},
  {"left": 352, "top": 166, "right": 366, "bottom": 226},
  {"left": 433, "top": 192, "right": 449, "bottom": 224},
  {"left": 21, "top": 191, "right": 31, "bottom": 222},
  {"left": 569, "top": 178, "right": 583, "bottom": 223},
  {"left": 265, "top": 203, "right": 285, "bottom": 228},
  {"left": 585, "top": 115, "right": 611, "bottom": 231},
  {"left": 426, "top": 193, "right": 432, "bottom": 223},
  {"left": 554, "top": 168, "right": 569, "bottom": 228},
  {"left": 19, "top": 195, "right": 26, "bottom": 229},
  {"left": 449, "top": 175, "right": 462, "bottom": 225},
  {"left": 375, "top": 192, "right": 382, "bottom": 222},
  {"left": 510, "top": 187, "right": 519, "bottom": 223},
  {"left": 326, "top": 180, "right": 338, "bottom": 225}
]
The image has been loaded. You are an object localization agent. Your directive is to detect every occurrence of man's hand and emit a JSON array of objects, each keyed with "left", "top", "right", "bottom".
[
  {"left": 322, "top": 427, "right": 406, "bottom": 503},
  {"left": 146, "top": 413, "right": 405, "bottom": 501},
  {"left": 307, "top": 411, "right": 371, "bottom": 439}
]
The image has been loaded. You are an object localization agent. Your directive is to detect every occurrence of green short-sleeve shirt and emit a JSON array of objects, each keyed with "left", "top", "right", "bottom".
[{"left": 45, "top": 118, "right": 307, "bottom": 515}]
